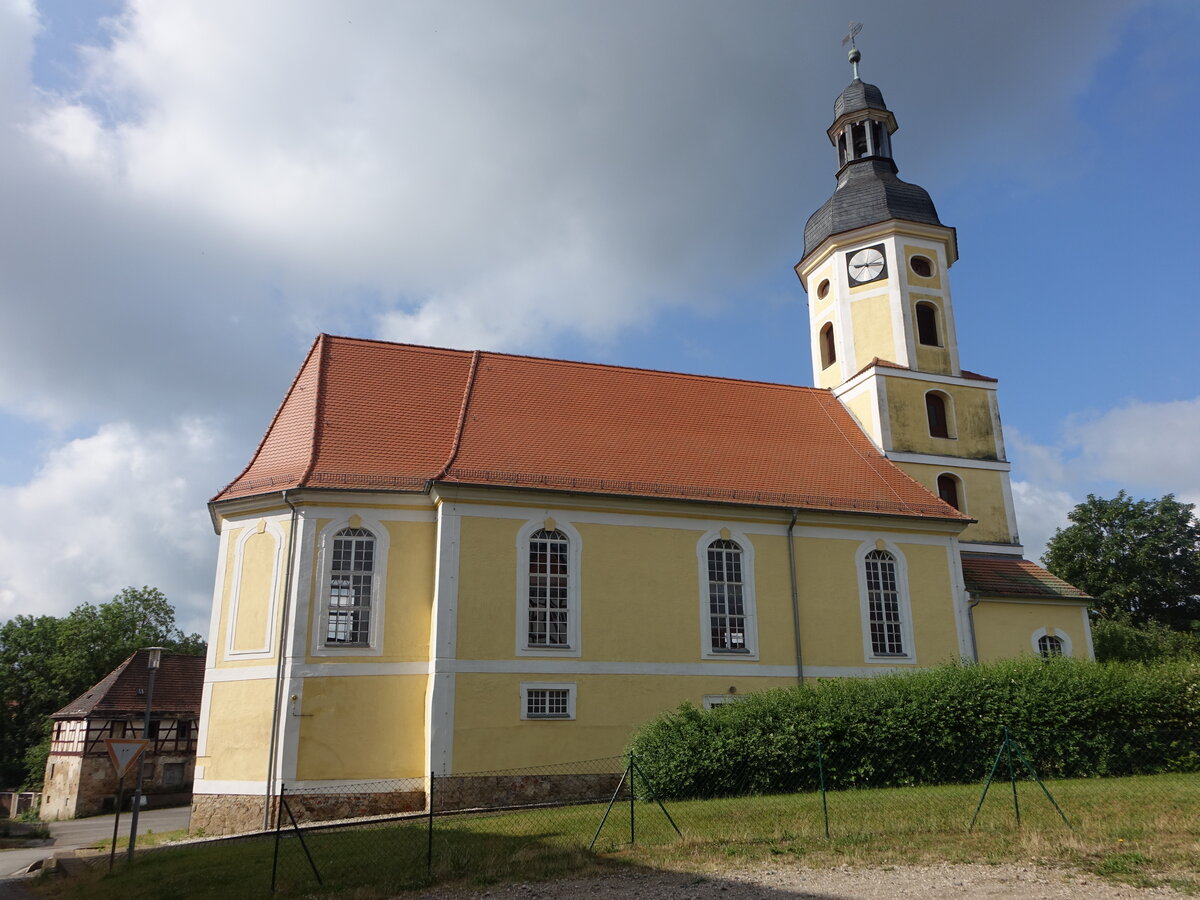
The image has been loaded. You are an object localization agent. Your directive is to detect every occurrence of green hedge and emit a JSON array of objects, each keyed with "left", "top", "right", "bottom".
[{"left": 628, "top": 658, "right": 1200, "bottom": 799}]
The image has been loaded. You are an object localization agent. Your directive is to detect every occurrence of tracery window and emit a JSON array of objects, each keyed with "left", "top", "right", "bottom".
[
  {"left": 326, "top": 527, "right": 375, "bottom": 646},
  {"left": 527, "top": 529, "right": 570, "bottom": 648},
  {"left": 864, "top": 549, "right": 905, "bottom": 656},
  {"left": 708, "top": 539, "right": 747, "bottom": 652}
]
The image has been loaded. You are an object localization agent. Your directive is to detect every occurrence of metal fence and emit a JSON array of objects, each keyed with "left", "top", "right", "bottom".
[{"left": 93, "top": 727, "right": 1198, "bottom": 895}]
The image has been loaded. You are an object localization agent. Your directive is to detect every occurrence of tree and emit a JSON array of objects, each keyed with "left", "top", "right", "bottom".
[
  {"left": 1043, "top": 492, "right": 1200, "bottom": 629},
  {"left": 0, "top": 587, "right": 205, "bottom": 789}
]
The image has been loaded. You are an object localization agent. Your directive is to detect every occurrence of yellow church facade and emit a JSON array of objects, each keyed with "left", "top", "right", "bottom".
[{"left": 191, "top": 54, "right": 1090, "bottom": 834}]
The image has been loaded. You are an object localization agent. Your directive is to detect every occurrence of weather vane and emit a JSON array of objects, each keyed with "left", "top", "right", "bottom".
[{"left": 841, "top": 21, "right": 863, "bottom": 79}]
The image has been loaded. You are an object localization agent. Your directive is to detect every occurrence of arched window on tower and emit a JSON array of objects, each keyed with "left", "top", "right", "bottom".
[
  {"left": 936, "top": 473, "right": 962, "bottom": 510},
  {"left": 915, "top": 302, "right": 940, "bottom": 346},
  {"left": 926, "top": 391, "right": 952, "bottom": 438},
  {"left": 820, "top": 323, "right": 837, "bottom": 369}
]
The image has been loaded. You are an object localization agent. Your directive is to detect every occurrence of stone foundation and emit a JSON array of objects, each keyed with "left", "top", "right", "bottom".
[
  {"left": 190, "top": 793, "right": 275, "bottom": 835},
  {"left": 433, "top": 773, "right": 623, "bottom": 812},
  {"left": 192, "top": 773, "right": 623, "bottom": 835},
  {"left": 191, "top": 789, "right": 424, "bottom": 835}
]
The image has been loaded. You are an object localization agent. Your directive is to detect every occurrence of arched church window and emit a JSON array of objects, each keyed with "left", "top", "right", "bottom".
[
  {"left": 916, "top": 302, "right": 940, "bottom": 346},
  {"left": 820, "top": 323, "right": 837, "bottom": 369},
  {"left": 1037, "top": 634, "right": 1063, "bottom": 658},
  {"left": 326, "top": 527, "right": 375, "bottom": 646},
  {"left": 926, "top": 391, "right": 951, "bottom": 439},
  {"left": 527, "top": 528, "right": 570, "bottom": 648},
  {"left": 936, "top": 473, "right": 961, "bottom": 510},
  {"left": 864, "top": 549, "right": 904, "bottom": 655},
  {"left": 707, "top": 539, "right": 746, "bottom": 652}
]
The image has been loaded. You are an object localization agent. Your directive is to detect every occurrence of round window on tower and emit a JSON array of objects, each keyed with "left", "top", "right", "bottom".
[
  {"left": 816, "top": 279, "right": 830, "bottom": 299},
  {"left": 909, "top": 255, "right": 934, "bottom": 278}
]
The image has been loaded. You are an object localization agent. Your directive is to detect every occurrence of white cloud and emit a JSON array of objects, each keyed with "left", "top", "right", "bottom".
[
  {"left": 0, "top": 0, "right": 1171, "bottom": 634},
  {"left": 0, "top": 419, "right": 229, "bottom": 634},
  {"left": 1008, "top": 397, "right": 1200, "bottom": 560},
  {"left": 1066, "top": 398, "right": 1200, "bottom": 503}
]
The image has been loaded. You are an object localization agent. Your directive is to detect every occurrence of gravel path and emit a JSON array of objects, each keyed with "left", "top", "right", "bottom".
[{"left": 413, "top": 863, "right": 1190, "bottom": 899}]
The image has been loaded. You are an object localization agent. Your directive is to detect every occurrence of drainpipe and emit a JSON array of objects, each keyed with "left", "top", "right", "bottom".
[
  {"left": 787, "top": 510, "right": 805, "bottom": 684},
  {"left": 264, "top": 490, "right": 299, "bottom": 829},
  {"left": 965, "top": 590, "right": 981, "bottom": 663}
]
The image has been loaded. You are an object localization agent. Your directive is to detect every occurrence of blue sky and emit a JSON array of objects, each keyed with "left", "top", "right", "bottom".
[{"left": 1, "top": 0, "right": 1197, "bottom": 635}]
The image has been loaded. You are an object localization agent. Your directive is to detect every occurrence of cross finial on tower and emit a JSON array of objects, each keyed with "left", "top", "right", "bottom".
[{"left": 842, "top": 22, "right": 863, "bottom": 80}]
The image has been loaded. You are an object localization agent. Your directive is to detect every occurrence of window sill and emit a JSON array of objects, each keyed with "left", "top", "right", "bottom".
[
  {"left": 709, "top": 648, "right": 752, "bottom": 655},
  {"left": 526, "top": 715, "right": 572, "bottom": 720}
]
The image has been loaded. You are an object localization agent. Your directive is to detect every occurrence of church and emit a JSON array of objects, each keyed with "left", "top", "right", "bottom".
[{"left": 190, "top": 49, "right": 1090, "bottom": 834}]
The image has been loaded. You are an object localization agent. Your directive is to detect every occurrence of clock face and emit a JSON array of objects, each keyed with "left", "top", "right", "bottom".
[{"left": 847, "top": 244, "right": 888, "bottom": 285}]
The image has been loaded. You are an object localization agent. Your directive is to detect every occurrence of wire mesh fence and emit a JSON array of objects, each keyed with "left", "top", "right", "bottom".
[
  {"left": 91, "top": 726, "right": 1198, "bottom": 895},
  {"left": 266, "top": 727, "right": 1197, "bottom": 893}
]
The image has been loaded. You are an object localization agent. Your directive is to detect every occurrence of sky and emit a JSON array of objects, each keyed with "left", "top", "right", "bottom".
[{"left": 1, "top": 0, "right": 1197, "bottom": 637}]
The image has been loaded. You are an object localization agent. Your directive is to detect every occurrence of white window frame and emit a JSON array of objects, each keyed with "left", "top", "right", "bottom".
[
  {"left": 855, "top": 539, "right": 916, "bottom": 664},
  {"left": 520, "top": 682, "right": 576, "bottom": 720},
  {"left": 697, "top": 528, "right": 759, "bottom": 661},
  {"left": 702, "top": 694, "right": 744, "bottom": 710},
  {"left": 310, "top": 516, "right": 389, "bottom": 657},
  {"left": 1032, "top": 627, "right": 1072, "bottom": 658},
  {"left": 515, "top": 518, "right": 582, "bottom": 657}
]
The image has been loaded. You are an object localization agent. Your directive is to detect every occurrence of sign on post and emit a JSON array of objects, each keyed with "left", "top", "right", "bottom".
[{"left": 105, "top": 739, "right": 152, "bottom": 778}]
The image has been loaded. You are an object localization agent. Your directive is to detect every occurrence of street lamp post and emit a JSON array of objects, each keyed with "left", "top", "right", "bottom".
[{"left": 127, "top": 647, "right": 163, "bottom": 862}]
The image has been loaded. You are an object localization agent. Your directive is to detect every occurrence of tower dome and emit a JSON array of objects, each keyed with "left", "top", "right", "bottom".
[{"left": 801, "top": 55, "right": 945, "bottom": 264}]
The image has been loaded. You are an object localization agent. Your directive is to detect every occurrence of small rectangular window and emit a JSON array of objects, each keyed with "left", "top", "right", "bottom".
[
  {"left": 163, "top": 763, "right": 185, "bottom": 787},
  {"left": 521, "top": 683, "right": 575, "bottom": 720}
]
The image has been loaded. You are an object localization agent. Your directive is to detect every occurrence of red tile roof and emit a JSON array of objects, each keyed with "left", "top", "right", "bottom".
[
  {"left": 961, "top": 556, "right": 1091, "bottom": 602},
  {"left": 52, "top": 652, "right": 206, "bottom": 720},
  {"left": 215, "top": 335, "right": 970, "bottom": 521}
]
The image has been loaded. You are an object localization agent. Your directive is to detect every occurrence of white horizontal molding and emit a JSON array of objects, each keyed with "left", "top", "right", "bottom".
[
  {"left": 206, "top": 661, "right": 431, "bottom": 683},
  {"left": 427, "top": 498, "right": 957, "bottom": 544},
  {"left": 958, "top": 541, "right": 1024, "bottom": 556},
  {"left": 974, "top": 596, "right": 1090, "bottom": 607},
  {"left": 192, "top": 778, "right": 267, "bottom": 795},
  {"left": 887, "top": 452, "right": 1011, "bottom": 471},
  {"left": 441, "top": 659, "right": 914, "bottom": 679}
]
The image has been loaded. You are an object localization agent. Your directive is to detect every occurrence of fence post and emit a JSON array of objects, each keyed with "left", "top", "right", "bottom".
[
  {"left": 427, "top": 771, "right": 434, "bottom": 875},
  {"left": 1003, "top": 726, "right": 1021, "bottom": 826},
  {"left": 108, "top": 772, "right": 125, "bottom": 872},
  {"left": 816, "top": 740, "right": 829, "bottom": 839},
  {"left": 271, "top": 783, "right": 286, "bottom": 892},
  {"left": 629, "top": 752, "right": 636, "bottom": 846}
]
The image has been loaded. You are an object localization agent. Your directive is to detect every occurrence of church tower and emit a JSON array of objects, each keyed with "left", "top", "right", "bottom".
[{"left": 796, "top": 46, "right": 1020, "bottom": 552}]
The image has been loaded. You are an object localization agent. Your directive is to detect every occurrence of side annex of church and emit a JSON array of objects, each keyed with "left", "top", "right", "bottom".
[{"left": 191, "top": 51, "right": 1090, "bottom": 834}]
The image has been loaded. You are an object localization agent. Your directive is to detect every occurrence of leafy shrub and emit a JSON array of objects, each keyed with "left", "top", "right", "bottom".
[
  {"left": 1092, "top": 616, "right": 1200, "bottom": 663},
  {"left": 628, "top": 658, "right": 1200, "bottom": 799}
]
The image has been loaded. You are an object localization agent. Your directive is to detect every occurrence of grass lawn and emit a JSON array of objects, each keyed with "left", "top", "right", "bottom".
[{"left": 29, "top": 773, "right": 1200, "bottom": 899}]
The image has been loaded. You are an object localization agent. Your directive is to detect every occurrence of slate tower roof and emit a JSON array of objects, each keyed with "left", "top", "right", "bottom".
[{"left": 801, "top": 55, "right": 946, "bottom": 264}]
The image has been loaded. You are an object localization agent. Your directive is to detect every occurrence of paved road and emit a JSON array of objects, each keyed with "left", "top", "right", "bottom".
[{"left": 2, "top": 805, "right": 192, "bottom": 879}]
